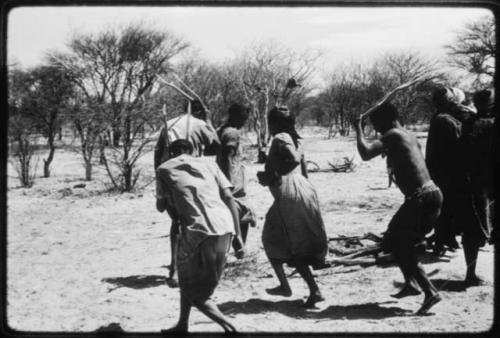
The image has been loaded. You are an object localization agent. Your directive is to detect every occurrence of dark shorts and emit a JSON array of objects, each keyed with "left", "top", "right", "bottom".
[
  {"left": 383, "top": 184, "right": 443, "bottom": 254},
  {"left": 178, "top": 233, "right": 232, "bottom": 304}
]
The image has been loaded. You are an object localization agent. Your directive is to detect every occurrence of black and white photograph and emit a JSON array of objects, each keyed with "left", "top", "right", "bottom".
[{"left": 3, "top": 1, "right": 497, "bottom": 335}]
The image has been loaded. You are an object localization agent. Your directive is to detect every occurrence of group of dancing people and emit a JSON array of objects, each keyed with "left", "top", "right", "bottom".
[{"left": 154, "top": 86, "right": 495, "bottom": 333}]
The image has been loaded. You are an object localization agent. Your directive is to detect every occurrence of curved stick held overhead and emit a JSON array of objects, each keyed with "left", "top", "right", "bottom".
[
  {"left": 359, "top": 73, "right": 436, "bottom": 120},
  {"left": 172, "top": 73, "right": 209, "bottom": 111},
  {"left": 157, "top": 76, "right": 194, "bottom": 101}
]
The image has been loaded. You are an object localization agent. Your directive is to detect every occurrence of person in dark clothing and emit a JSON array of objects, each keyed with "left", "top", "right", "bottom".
[
  {"left": 458, "top": 89, "right": 495, "bottom": 285},
  {"left": 425, "top": 86, "right": 474, "bottom": 255}
]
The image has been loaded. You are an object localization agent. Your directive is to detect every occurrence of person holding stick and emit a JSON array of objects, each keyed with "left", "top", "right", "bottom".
[
  {"left": 154, "top": 99, "right": 220, "bottom": 287},
  {"left": 216, "top": 103, "right": 256, "bottom": 255},
  {"left": 156, "top": 139, "right": 243, "bottom": 333},
  {"left": 353, "top": 102, "right": 442, "bottom": 315},
  {"left": 257, "top": 105, "right": 328, "bottom": 308}
]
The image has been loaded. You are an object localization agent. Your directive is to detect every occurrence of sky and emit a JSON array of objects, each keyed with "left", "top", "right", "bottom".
[{"left": 7, "top": 5, "right": 492, "bottom": 87}]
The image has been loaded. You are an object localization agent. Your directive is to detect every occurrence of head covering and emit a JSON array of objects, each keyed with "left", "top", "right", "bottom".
[
  {"left": 449, "top": 87, "right": 466, "bottom": 104},
  {"left": 432, "top": 86, "right": 466, "bottom": 110}
]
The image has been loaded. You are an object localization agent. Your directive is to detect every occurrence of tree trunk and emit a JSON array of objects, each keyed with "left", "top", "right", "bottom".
[
  {"left": 84, "top": 160, "right": 92, "bottom": 181},
  {"left": 112, "top": 128, "right": 121, "bottom": 147},
  {"left": 123, "top": 114, "right": 132, "bottom": 191},
  {"left": 124, "top": 163, "right": 132, "bottom": 191},
  {"left": 43, "top": 133, "right": 55, "bottom": 178}
]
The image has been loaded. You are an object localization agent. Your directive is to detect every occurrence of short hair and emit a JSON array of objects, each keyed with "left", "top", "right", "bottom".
[
  {"left": 473, "top": 89, "right": 493, "bottom": 107},
  {"left": 184, "top": 99, "right": 206, "bottom": 120},
  {"left": 370, "top": 102, "right": 399, "bottom": 125},
  {"left": 268, "top": 105, "right": 295, "bottom": 130},
  {"left": 228, "top": 103, "right": 250, "bottom": 125},
  {"left": 169, "top": 139, "right": 193, "bottom": 158}
]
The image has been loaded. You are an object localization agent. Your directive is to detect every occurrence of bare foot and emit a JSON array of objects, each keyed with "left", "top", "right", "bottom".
[
  {"left": 416, "top": 294, "right": 442, "bottom": 315},
  {"left": 391, "top": 285, "right": 421, "bottom": 299},
  {"left": 161, "top": 325, "right": 187, "bottom": 334},
  {"left": 464, "top": 275, "right": 486, "bottom": 287},
  {"left": 166, "top": 277, "right": 179, "bottom": 288},
  {"left": 302, "top": 291, "right": 325, "bottom": 308},
  {"left": 266, "top": 285, "right": 292, "bottom": 297}
]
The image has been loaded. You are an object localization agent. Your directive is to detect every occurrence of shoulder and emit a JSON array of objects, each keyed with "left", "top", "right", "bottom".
[
  {"left": 433, "top": 113, "right": 461, "bottom": 132},
  {"left": 433, "top": 113, "right": 454, "bottom": 124},
  {"left": 220, "top": 126, "right": 239, "bottom": 138},
  {"left": 273, "top": 132, "right": 293, "bottom": 145},
  {"left": 382, "top": 128, "right": 406, "bottom": 141},
  {"left": 382, "top": 128, "right": 414, "bottom": 148}
]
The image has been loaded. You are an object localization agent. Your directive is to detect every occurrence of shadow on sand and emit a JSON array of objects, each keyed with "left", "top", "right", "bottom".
[
  {"left": 219, "top": 299, "right": 412, "bottom": 320},
  {"left": 393, "top": 278, "right": 467, "bottom": 292},
  {"left": 102, "top": 275, "right": 168, "bottom": 291}
]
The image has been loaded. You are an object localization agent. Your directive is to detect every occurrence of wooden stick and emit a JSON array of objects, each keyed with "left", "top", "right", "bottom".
[
  {"left": 162, "top": 104, "right": 170, "bottom": 155},
  {"left": 360, "top": 73, "right": 434, "bottom": 120},
  {"left": 172, "top": 73, "right": 209, "bottom": 111},
  {"left": 327, "top": 257, "right": 377, "bottom": 266},
  {"left": 157, "top": 76, "right": 194, "bottom": 101},
  {"left": 329, "top": 232, "right": 382, "bottom": 242}
]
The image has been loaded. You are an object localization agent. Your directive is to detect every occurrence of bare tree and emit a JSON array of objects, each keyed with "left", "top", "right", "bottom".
[
  {"left": 20, "top": 64, "right": 74, "bottom": 177},
  {"left": 371, "top": 51, "right": 441, "bottom": 124},
  {"left": 234, "top": 42, "right": 319, "bottom": 162},
  {"left": 50, "top": 23, "right": 189, "bottom": 191},
  {"left": 8, "top": 68, "right": 39, "bottom": 187},
  {"left": 318, "top": 51, "right": 441, "bottom": 135},
  {"left": 446, "top": 15, "right": 495, "bottom": 86},
  {"left": 319, "top": 63, "right": 372, "bottom": 138}
]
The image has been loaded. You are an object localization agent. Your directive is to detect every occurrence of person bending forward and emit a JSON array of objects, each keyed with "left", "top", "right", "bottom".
[{"left": 156, "top": 139, "right": 244, "bottom": 333}]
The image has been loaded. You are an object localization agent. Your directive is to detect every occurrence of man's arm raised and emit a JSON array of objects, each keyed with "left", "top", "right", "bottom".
[{"left": 353, "top": 116, "right": 384, "bottom": 161}]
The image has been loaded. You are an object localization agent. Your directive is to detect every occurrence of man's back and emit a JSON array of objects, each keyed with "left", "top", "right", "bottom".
[
  {"left": 154, "top": 115, "right": 220, "bottom": 169},
  {"left": 383, "top": 127, "right": 431, "bottom": 197},
  {"left": 157, "top": 155, "right": 234, "bottom": 237}
]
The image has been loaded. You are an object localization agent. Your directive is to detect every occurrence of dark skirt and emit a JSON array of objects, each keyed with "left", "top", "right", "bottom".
[{"left": 177, "top": 233, "right": 232, "bottom": 304}]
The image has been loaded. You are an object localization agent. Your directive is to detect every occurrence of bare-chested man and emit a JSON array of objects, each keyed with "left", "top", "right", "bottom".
[{"left": 354, "top": 102, "right": 442, "bottom": 315}]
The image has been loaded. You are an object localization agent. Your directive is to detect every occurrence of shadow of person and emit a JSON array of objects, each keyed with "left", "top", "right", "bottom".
[
  {"left": 219, "top": 298, "right": 412, "bottom": 320},
  {"left": 102, "top": 275, "right": 167, "bottom": 291},
  {"left": 393, "top": 278, "right": 467, "bottom": 292},
  {"left": 430, "top": 279, "right": 468, "bottom": 292}
]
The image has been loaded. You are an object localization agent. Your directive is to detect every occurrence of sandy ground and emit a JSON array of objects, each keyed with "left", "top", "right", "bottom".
[{"left": 6, "top": 127, "right": 495, "bottom": 334}]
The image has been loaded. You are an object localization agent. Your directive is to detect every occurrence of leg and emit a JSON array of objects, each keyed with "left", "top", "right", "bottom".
[
  {"left": 162, "top": 293, "right": 191, "bottom": 333},
  {"left": 240, "top": 222, "right": 250, "bottom": 243},
  {"left": 266, "top": 258, "right": 292, "bottom": 296},
  {"left": 390, "top": 265, "right": 421, "bottom": 299},
  {"left": 413, "top": 261, "right": 442, "bottom": 315},
  {"left": 231, "top": 222, "right": 249, "bottom": 254},
  {"left": 193, "top": 299, "right": 236, "bottom": 333},
  {"left": 397, "top": 249, "right": 440, "bottom": 315},
  {"left": 168, "top": 222, "right": 179, "bottom": 287},
  {"left": 295, "top": 264, "right": 324, "bottom": 308},
  {"left": 463, "top": 240, "right": 483, "bottom": 286}
]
